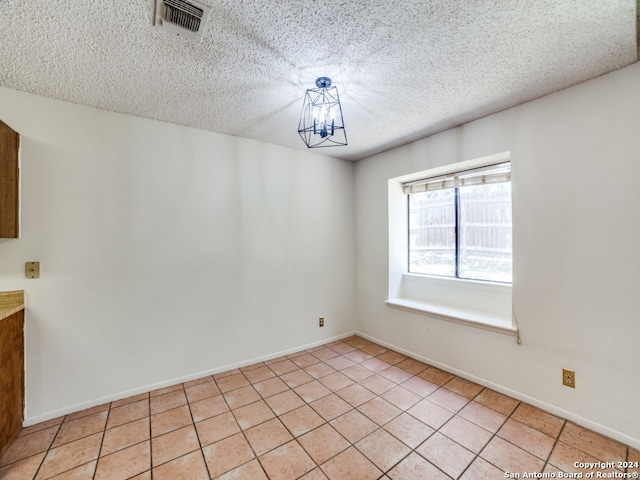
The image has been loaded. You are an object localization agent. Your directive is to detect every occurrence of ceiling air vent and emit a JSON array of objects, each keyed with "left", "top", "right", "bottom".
[{"left": 153, "top": 0, "right": 211, "bottom": 42}]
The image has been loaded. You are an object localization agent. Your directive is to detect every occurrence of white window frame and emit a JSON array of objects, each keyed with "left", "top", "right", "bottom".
[{"left": 386, "top": 152, "right": 517, "bottom": 337}]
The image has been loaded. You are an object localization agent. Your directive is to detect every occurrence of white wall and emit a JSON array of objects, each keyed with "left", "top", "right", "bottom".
[
  {"left": 354, "top": 63, "right": 640, "bottom": 448},
  {"left": 0, "top": 87, "right": 356, "bottom": 424}
]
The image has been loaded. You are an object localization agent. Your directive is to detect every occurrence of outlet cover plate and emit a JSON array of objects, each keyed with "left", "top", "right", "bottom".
[
  {"left": 562, "top": 368, "right": 575, "bottom": 388},
  {"left": 26, "top": 261, "right": 40, "bottom": 279}
]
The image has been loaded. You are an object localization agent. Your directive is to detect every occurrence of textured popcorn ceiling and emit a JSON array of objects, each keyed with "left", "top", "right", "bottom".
[{"left": 0, "top": 0, "right": 637, "bottom": 161}]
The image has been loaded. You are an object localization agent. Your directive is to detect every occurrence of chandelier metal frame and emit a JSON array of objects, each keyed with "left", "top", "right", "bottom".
[{"left": 298, "top": 77, "right": 347, "bottom": 148}]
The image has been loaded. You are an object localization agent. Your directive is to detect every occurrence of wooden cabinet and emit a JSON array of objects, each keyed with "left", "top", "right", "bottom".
[
  {"left": 0, "top": 119, "right": 20, "bottom": 238},
  {"left": 0, "top": 296, "right": 24, "bottom": 456}
]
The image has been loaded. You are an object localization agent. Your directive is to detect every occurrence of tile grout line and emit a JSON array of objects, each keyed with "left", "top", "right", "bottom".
[
  {"left": 342, "top": 341, "right": 620, "bottom": 479},
  {"left": 184, "top": 379, "right": 211, "bottom": 480},
  {"left": 330, "top": 342, "right": 477, "bottom": 478},
  {"left": 313, "top": 342, "right": 534, "bottom": 479},
  {"left": 299, "top": 343, "right": 454, "bottom": 478},
  {"left": 352, "top": 345, "right": 461, "bottom": 478},
  {"left": 215, "top": 368, "right": 273, "bottom": 479},
  {"left": 404, "top": 380, "right": 502, "bottom": 478},
  {"left": 424, "top": 385, "right": 504, "bottom": 479},
  {"left": 148, "top": 384, "right": 194, "bottom": 474},
  {"left": 542, "top": 419, "right": 569, "bottom": 474},
  {"left": 361, "top": 342, "right": 469, "bottom": 478},
  {"left": 91, "top": 401, "right": 112, "bottom": 480},
  {"left": 28, "top": 416, "right": 63, "bottom": 480},
  {"left": 147, "top": 392, "right": 153, "bottom": 480},
  {"left": 260, "top": 354, "right": 332, "bottom": 476},
  {"left": 301, "top": 342, "right": 383, "bottom": 478},
  {"left": 255, "top": 350, "right": 350, "bottom": 478},
  {"left": 455, "top": 401, "right": 519, "bottom": 479},
  {"left": 231, "top": 343, "right": 381, "bottom": 478}
]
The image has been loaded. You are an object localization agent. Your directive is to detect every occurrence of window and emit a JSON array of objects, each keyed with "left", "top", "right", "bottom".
[
  {"left": 387, "top": 154, "right": 515, "bottom": 335},
  {"left": 405, "top": 162, "right": 512, "bottom": 283}
]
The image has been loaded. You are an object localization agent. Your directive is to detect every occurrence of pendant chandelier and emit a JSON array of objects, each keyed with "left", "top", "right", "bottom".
[{"left": 298, "top": 77, "right": 347, "bottom": 148}]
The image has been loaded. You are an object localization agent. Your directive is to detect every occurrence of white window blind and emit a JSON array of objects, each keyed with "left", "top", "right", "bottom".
[{"left": 403, "top": 162, "right": 511, "bottom": 194}]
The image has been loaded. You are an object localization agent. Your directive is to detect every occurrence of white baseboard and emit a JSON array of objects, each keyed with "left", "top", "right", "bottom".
[
  {"left": 355, "top": 331, "right": 640, "bottom": 451},
  {"left": 23, "top": 331, "right": 356, "bottom": 427},
  {"left": 24, "top": 329, "right": 639, "bottom": 452}
]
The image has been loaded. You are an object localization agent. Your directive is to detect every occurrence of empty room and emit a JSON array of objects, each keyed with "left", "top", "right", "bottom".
[{"left": 0, "top": 0, "right": 639, "bottom": 479}]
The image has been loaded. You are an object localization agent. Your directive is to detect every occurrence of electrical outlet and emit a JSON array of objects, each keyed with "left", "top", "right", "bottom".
[
  {"left": 319, "top": 317, "right": 324, "bottom": 327},
  {"left": 562, "top": 368, "right": 575, "bottom": 388}
]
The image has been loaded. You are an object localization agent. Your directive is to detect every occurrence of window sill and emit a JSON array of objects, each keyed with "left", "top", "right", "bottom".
[{"left": 385, "top": 297, "right": 517, "bottom": 337}]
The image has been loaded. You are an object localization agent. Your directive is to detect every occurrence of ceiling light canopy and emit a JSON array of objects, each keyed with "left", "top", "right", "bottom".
[{"left": 298, "top": 77, "right": 347, "bottom": 149}]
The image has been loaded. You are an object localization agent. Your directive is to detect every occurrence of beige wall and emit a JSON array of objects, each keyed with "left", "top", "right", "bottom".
[
  {"left": 354, "top": 63, "right": 640, "bottom": 448},
  {"left": 0, "top": 87, "right": 356, "bottom": 423}
]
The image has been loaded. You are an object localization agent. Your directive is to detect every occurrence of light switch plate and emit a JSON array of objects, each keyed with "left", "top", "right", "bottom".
[{"left": 26, "top": 261, "right": 40, "bottom": 279}]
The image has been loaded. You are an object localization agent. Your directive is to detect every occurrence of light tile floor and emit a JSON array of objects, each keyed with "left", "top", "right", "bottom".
[{"left": 1, "top": 336, "right": 638, "bottom": 479}]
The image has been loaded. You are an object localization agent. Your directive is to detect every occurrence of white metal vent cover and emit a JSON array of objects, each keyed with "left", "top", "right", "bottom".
[{"left": 153, "top": 0, "right": 210, "bottom": 42}]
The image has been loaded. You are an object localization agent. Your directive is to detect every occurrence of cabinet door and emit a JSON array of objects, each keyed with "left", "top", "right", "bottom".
[
  {"left": 0, "top": 309, "right": 25, "bottom": 455},
  {"left": 0, "top": 119, "right": 20, "bottom": 238}
]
